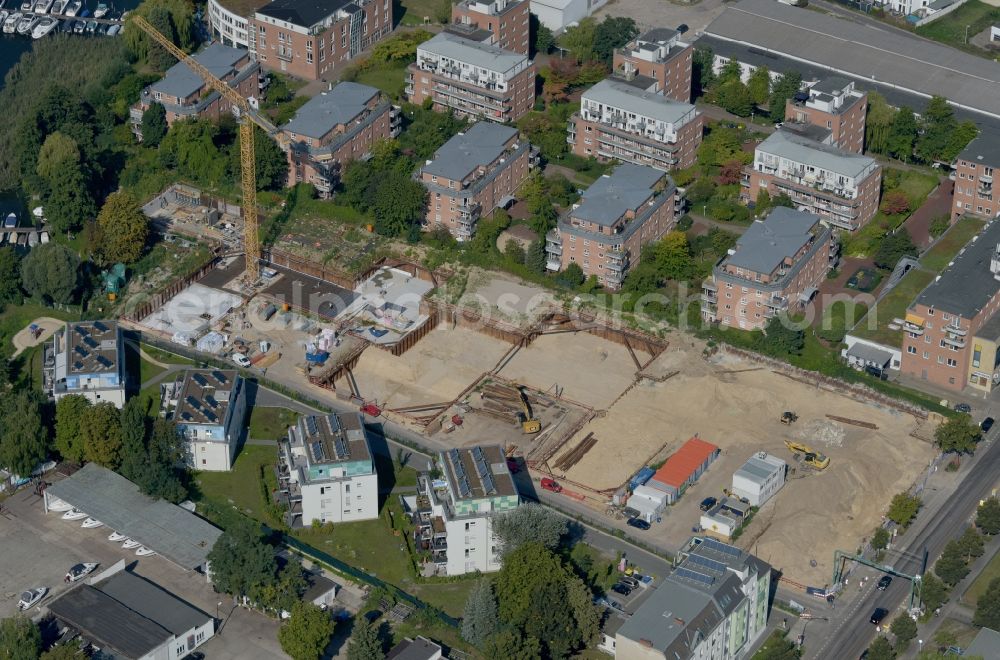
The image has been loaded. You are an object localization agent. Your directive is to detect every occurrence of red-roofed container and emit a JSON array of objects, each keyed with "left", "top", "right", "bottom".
[{"left": 647, "top": 437, "right": 720, "bottom": 504}]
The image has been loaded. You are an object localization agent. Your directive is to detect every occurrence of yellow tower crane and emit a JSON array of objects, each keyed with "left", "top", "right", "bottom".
[{"left": 130, "top": 15, "right": 275, "bottom": 284}]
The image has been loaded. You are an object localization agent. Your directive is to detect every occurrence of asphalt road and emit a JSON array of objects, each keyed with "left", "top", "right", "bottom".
[{"left": 809, "top": 431, "right": 1000, "bottom": 659}]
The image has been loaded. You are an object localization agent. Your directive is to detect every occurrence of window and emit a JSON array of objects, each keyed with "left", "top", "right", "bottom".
[
  {"left": 907, "top": 345, "right": 917, "bottom": 354},
  {"left": 947, "top": 358, "right": 958, "bottom": 367},
  {"left": 923, "top": 351, "right": 929, "bottom": 359}
]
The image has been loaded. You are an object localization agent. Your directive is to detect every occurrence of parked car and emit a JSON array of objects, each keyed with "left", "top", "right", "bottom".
[
  {"left": 700, "top": 497, "right": 718, "bottom": 511},
  {"left": 540, "top": 478, "right": 562, "bottom": 493},
  {"left": 876, "top": 575, "right": 892, "bottom": 591},
  {"left": 676, "top": 23, "right": 689, "bottom": 33},
  {"left": 982, "top": 417, "right": 995, "bottom": 433},
  {"left": 231, "top": 353, "right": 251, "bottom": 368},
  {"left": 619, "top": 576, "right": 640, "bottom": 588},
  {"left": 611, "top": 583, "right": 632, "bottom": 596},
  {"left": 864, "top": 365, "right": 888, "bottom": 381},
  {"left": 626, "top": 517, "right": 651, "bottom": 530},
  {"left": 869, "top": 607, "right": 888, "bottom": 625},
  {"left": 954, "top": 403, "right": 972, "bottom": 413}
]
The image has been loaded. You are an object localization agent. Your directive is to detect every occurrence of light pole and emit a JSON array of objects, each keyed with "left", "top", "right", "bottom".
[{"left": 966, "top": 24, "right": 971, "bottom": 44}]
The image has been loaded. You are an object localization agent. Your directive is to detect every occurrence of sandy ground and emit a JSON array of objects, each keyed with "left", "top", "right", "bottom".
[
  {"left": 498, "top": 332, "right": 649, "bottom": 409},
  {"left": 463, "top": 269, "right": 555, "bottom": 325},
  {"left": 11, "top": 317, "right": 63, "bottom": 357},
  {"left": 350, "top": 326, "right": 511, "bottom": 408}
]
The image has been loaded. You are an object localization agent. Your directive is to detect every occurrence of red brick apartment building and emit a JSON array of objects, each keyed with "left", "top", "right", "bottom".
[
  {"left": 743, "top": 130, "right": 881, "bottom": 232},
  {"left": 951, "top": 130, "right": 1000, "bottom": 222},
  {"left": 784, "top": 77, "right": 867, "bottom": 154},
  {"left": 278, "top": 81, "right": 400, "bottom": 196},
  {"left": 449, "top": 0, "right": 529, "bottom": 55},
  {"left": 612, "top": 27, "right": 693, "bottom": 103},
  {"left": 418, "top": 122, "right": 537, "bottom": 240},
  {"left": 406, "top": 32, "right": 536, "bottom": 123},
  {"left": 567, "top": 78, "right": 703, "bottom": 171},
  {"left": 701, "top": 207, "right": 837, "bottom": 331},
  {"left": 248, "top": 0, "right": 392, "bottom": 80},
  {"left": 900, "top": 219, "right": 1000, "bottom": 392},
  {"left": 131, "top": 44, "right": 262, "bottom": 138},
  {"left": 545, "top": 163, "right": 678, "bottom": 290}
]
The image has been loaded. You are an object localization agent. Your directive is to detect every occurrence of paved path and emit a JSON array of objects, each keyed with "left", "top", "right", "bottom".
[
  {"left": 140, "top": 363, "right": 186, "bottom": 390},
  {"left": 903, "top": 180, "right": 952, "bottom": 249},
  {"left": 10, "top": 316, "right": 62, "bottom": 357}
]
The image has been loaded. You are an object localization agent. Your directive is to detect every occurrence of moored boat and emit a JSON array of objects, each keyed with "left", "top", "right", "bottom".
[
  {"left": 63, "top": 0, "right": 78, "bottom": 14},
  {"left": 3, "top": 11, "right": 22, "bottom": 32},
  {"left": 31, "top": 15, "right": 56, "bottom": 37},
  {"left": 16, "top": 14, "right": 39, "bottom": 34}
]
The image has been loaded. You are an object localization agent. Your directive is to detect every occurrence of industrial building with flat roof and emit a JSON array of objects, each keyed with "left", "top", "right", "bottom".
[
  {"left": 732, "top": 452, "right": 787, "bottom": 507},
  {"left": 44, "top": 320, "right": 126, "bottom": 408},
  {"left": 161, "top": 369, "right": 248, "bottom": 472},
  {"left": 647, "top": 437, "right": 720, "bottom": 504}
]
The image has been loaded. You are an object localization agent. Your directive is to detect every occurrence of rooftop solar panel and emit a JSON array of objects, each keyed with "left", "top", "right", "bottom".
[
  {"left": 675, "top": 567, "right": 715, "bottom": 587},
  {"left": 702, "top": 538, "right": 742, "bottom": 558}
]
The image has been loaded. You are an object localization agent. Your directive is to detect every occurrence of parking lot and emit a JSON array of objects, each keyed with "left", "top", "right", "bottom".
[
  {"left": 593, "top": 0, "right": 726, "bottom": 36},
  {"left": 0, "top": 484, "right": 284, "bottom": 658}
]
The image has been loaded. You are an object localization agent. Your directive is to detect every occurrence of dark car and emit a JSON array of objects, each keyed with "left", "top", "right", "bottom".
[
  {"left": 627, "top": 517, "right": 651, "bottom": 530},
  {"left": 876, "top": 575, "right": 892, "bottom": 591},
  {"left": 869, "top": 607, "right": 889, "bottom": 625},
  {"left": 700, "top": 497, "right": 718, "bottom": 511},
  {"left": 982, "top": 417, "right": 995, "bottom": 433},
  {"left": 619, "top": 576, "right": 640, "bottom": 588},
  {"left": 864, "top": 365, "right": 888, "bottom": 381},
  {"left": 676, "top": 23, "right": 689, "bottom": 33},
  {"left": 611, "top": 583, "right": 632, "bottom": 596},
  {"left": 955, "top": 403, "right": 972, "bottom": 413}
]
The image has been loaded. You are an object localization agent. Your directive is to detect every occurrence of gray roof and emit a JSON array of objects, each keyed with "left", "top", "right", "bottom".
[
  {"left": 386, "top": 637, "right": 443, "bottom": 660},
  {"left": 172, "top": 369, "right": 240, "bottom": 428},
  {"left": 583, "top": 78, "right": 697, "bottom": 126},
  {"left": 846, "top": 342, "right": 893, "bottom": 366},
  {"left": 811, "top": 76, "right": 851, "bottom": 95},
  {"left": 422, "top": 122, "right": 518, "bottom": 181},
  {"left": 758, "top": 130, "right": 877, "bottom": 179},
  {"left": 734, "top": 454, "right": 785, "bottom": 484},
  {"left": 65, "top": 320, "right": 120, "bottom": 376},
  {"left": 617, "top": 580, "right": 721, "bottom": 654},
  {"left": 572, "top": 163, "right": 664, "bottom": 227},
  {"left": 637, "top": 27, "right": 678, "bottom": 43},
  {"left": 977, "top": 311, "right": 1000, "bottom": 341},
  {"left": 417, "top": 31, "right": 527, "bottom": 74},
  {"left": 441, "top": 444, "right": 518, "bottom": 501},
  {"left": 46, "top": 464, "right": 222, "bottom": 570},
  {"left": 725, "top": 207, "right": 822, "bottom": 275},
  {"left": 914, "top": 219, "right": 1000, "bottom": 319},
  {"left": 704, "top": 0, "right": 1000, "bottom": 122},
  {"left": 965, "top": 626, "right": 1000, "bottom": 658},
  {"left": 256, "top": 0, "right": 352, "bottom": 27},
  {"left": 957, "top": 128, "right": 1000, "bottom": 169},
  {"left": 96, "top": 571, "right": 210, "bottom": 635},
  {"left": 151, "top": 43, "right": 248, "bottom": 101},
  {"left": 283, "top": 82, "right": 381, "bottom": 140}
]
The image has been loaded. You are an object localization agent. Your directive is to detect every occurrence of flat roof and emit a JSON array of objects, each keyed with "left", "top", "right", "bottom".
[
  {"left": 151, "top": 43, "right": 248, "bottom": 101},
  {"left": 725, "top": 207, "right": 822, "bottom": 274},
  {"left": 442, "top": 444, "right": 518, "bottom": 501},
  {"left": 758, "top": 130, "right": 877, "bottom": 179},
  {"left": 173, "top": 369, "right": 239, "bottom": 427},
  {"left": 572, "top": 163, "right": 664, "bottom": 227},
  {"left": 846, "top": 342, "right": 893, "bottom": 365},
  {"left": 283, "top": 81, "right": 381, "bottom": 139},
  {"left": 734, "top": 453, "right": 785, "bottom": 484},
  {"left": 966, "top": 627, "right": 1000, "bottom": 659},
  {"left": 46, "top": 464, "right": 222, "bottom": 570},
  {"left": 957, "top": 128, "right": 1000, "bottom": 169},
  {"left": 65, "top": 320, "right": 120, "bottom": 375},
  {"left": 583, "top": 78, "right": 697, "bottom": 126},
  {"left": 386, "top": 637, "right": 443, "bottom": 660},
  {"left": 914, "top": 219, "right": 1000, "bottom": 319},
  {"left": 704, "top": 0, "right": 1000, "bottom": 122},
  {"left": 255, "top": 0, "right": 353, "bottom": 26},
  {"left": 291, "top": 413, "right": 371, "bottom": 466},
  {"left": 637, "top": 27, "right": 679, "bottom": 43},
  {"left": 422, "top": 122, "right": 519, "bottom": 181},
  {"left": 811, "top": 76, "right": 852, "bottom": 95},
  {"left": 417, "top": 32, "right": 527, "bottom": 74}
]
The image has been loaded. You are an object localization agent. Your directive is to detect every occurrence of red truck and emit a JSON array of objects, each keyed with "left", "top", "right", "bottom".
[{"left": 540, "top": 478, "right": 562, "bottom": 493}]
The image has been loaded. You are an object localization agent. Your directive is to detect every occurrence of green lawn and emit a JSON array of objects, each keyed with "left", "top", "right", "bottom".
[
  {"left": 752, "top": 630, "right": 800, "bottom": 659},
  {"left": 397, "top": 0, "right": 447, "bottom": 26},
  {"left": 138, "top": 342, "right": 196, "bottom": 365},
  {"left": 816, "top": 300, "right": 869, "bottom": 343},
  {"left": 963, "top": 546, "right": 1000, "bottom": 606},
  {"left": 196, "top": 444, "right": 279, "bottom": 518},
  {"left": 916, "top": 0, "right": 1000, "bottom": 52},
  {"left": 851, "top": 268, "right": 936, "bottom": 347},
  {"left": 248, "top": 406, "right": 299, "bottom": 440},
  {"left": 355, "top": 62, "right": 410, "bottom": 101},
  {"left": 920, "top": 215, "right": 988, "bottom": 272},
  {"left": 0, "top": 302, "right": 76, "bottom": 353},
  {"left": 139, "top": 357, "right": 166, "bottom": 385}
]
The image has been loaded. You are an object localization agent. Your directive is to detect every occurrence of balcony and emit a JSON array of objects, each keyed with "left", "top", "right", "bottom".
[
  {"left": 702, "top": 287, "right": 717, "bottom": 303},
  {"left": 945, "top": 322, "right": 967, "bottom": 337},
  {"left": 764, "top": 295, "right": 788, "bottom": 311},
  {"left": 546, "top": 258, "right": 561, "bottom": 271},
  {"left": 903, "top": 320, "right": 924, "bottom": 335},
  {"left": 457, "top": 202, "right": 482, "bottom": 221},
  {"left": 942, "top": 335, "right": 966, "bottom": 349}
]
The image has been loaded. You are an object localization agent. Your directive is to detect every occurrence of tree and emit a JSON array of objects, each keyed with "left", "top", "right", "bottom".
[
  {"left": 525, "top": 239, "right": 547, "bottom": 273},
  {"left": 0, "top": 615, "right": 41, "bottom": 660},
  {"left": 717, "top": 58, "right": 741, "bottom": 85},
  {"left": 977, "top": 497, "right": 1000, "bottom": 535},
  {"left": 957, "top": 526, "right": 985, "bottom": 561},
  {"left": 747, "top": 66, "right": 771, "bottom": 106},
  {"left": 873, "top": 229, "right": 917, "bottom": 270},
  {"left": 80, "top": 402, "right": 123, "bottom": 468},
  {"left": 492, "top": 503, "right": 568, "bottom": 556},
  {"left": 95, "top": 191, "right": 149, "bottom": 265},
  {"left": 20, "top": 243, "right": 79, "bottom": 305},
  {"left": 208, "top": 518, "right": 277, "bottom": 598},
  {"left": 692, "top": 47, "right": 715, "bottom": 97},
  {"left": 534, "top": 20, "right": 555, "bottom": 55},
  {"left": 935, "top": 539, "right": 970, "bottom": 586},
  {"left": 483, "top": 629, "right": 542, "bottom": 659},
  {"left": 866, "top": 93, "right": 895, "bottom": 155},
  {"left": 560, "top": 17, "right": 597, "bottom": 62},
  {"left": 755, "top": 189, "right": 772, "bottom": 215},
  {"left": 687, "top": 178, "right": 716, "bottom": 204},
  {"left": 887, "top": 107, "right": 918, "bottom": 162},
  {"left": 593, "top": 16, "right": 638, "bottom": 64},
  {"left": 503, "top": 239, "right": 526, "bottom": 265},
  {"left": 0, "top": 247, "right": 22, "bottom": 309},
  {"left": 890, "top": 613, "right": 917, "bottom": 645},
  {"left": 0, "top": 390, "right": 47, "bottom": 479},
  {"left": 772, "top": 192, "right": 794, "bottom": 208},
  {"left": 708, "top": 228, "right": 738, "bottom": 256},
  {"left": 141, "top": 101, "right": 168, "bottom": 146},
  {"left": 717, "top": 159, "right": 744, "bottom": 185},
  {"left": 866, "top": 636, "right": 895, "bottom": 660},
  {"left": 44, "top": 166, "right": 97, "bottom": 233},
  {"left": 916, "top": 96, "right": 957, "bottom": 164},
  {"left": 55, "top": 394, "right": 91, "bottom": 463},
  {"left": 934, "top": 414, "right": 980, "bottom": 454},
  {"left": 871, "top": 527, "right": 891, "bottom": 551},
  {"left": 371, "top": 174, "right": 427, "bottom": 238},
  {"left": 462, "top": 580, "right": 500, "bottom": 648},
  {"left": 920, "top": 571, "right": 949, "bottom": 612},
  {"left": 139, "top": 419, "right": 187, "bottom": 502},
  {"left": 974, "top": 577, "right": 1000, "bottom": 629},
  {"left": 887, "top": 492, "right": 921, "bottom": 528},
  {"left": 251, "top": 128, "right": 289, "bottom": 191},
  {"left": 656, "top": 231, "right": 693, "bottom": 281},
  {"left": 118, "top": 397, "right": 149, "bottom": 484},
  {"left": 41, "top": 646, "right": 84, "bottom": 660},
  {"left": 36, "top": 132, "right": 81, "bottom": 182},
  {"left": 345, "top": 618, "right": 384, "bottom": 660},
  {"left": 880, "top": 190, "right": 911, "bottom": 216},
  {"left": 717, "top": 80, "right": 754, "bottom": 117},
  {"left": 768, "top": 71, "right": 802, "bottom": 122},
  {"left": 278, "top": 602, "right": 334, "bottom": 660},
  {"left": 757, "top": 316, "right": 805, "bottom": 356},
  {"left": 556, "top": 262, "right": 585, "bottom": 288}
]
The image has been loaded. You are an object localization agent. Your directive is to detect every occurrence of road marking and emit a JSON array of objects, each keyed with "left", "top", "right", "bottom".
[{"left": 808, "top": 579, "right": 876, "bottom": 659}]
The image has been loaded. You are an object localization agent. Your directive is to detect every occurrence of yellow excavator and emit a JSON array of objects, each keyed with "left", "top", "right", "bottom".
[
  {"left": 518, "top": 387, "right": 542, "bottom": 434},
  {"left": 784, "top": 440, "right": 830, "bottom": 470}
]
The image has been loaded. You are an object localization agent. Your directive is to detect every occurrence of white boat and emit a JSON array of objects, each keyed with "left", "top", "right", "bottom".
[
  {"left": 40, "top": 231, "right": 50, "bottom": 243},
  {"left": 121, "top": 538, "right": 141, "bottom": 549},
  {"left": 63, "top": 0, "right": 78, "bottom": 14},
  {"left": 65, "top": 562, "right": 98, "bottom": 582},
  {"left": 106, "top": 22, "right": 118, "bottom": 35},
  {"left": 16, "top": 15, "right": 39, "bottom": 34},
  {"left": 135, "top": 546, "right": 157, "bottom": 557},
  {"left": 107, "top": 530, "right": 126, "bottom": 542},
  {"left": 17, "top": 587, "right": 47, "bottom": 611},
  {"left": 19, "top": 0, "right": 31, "bottom": 10},
  {"left": 47, "top": 498, "right": 73, "bottom": 512},
  {"left": 50, "top": 0, "right": 64, "bottom": 12},
  {"left": 80, "top": 517, "right": 103, "bottom": 529},
  {"left": 92, "top": 1, "right": 106, "bottom": 16},
  {"left": 33, "top": 0, "right": 52, "bottom": 13},
  {"left": 3, "top": 212, "right": 15, "bottom": 228},
  {"left": 61, "top": 509, "right": 87, "bottom": 521},
  {"left": 0, "top": 11, "right": 8, "bottom": 24},
  {"left": 3, "top": 11, "right": 21, "bottom": 32},
  {"left": 30, "top": 13, "right": 53, "bottom": 35}
]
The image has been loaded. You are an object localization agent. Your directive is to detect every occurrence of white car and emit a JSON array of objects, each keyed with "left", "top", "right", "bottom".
[
  {"left": 65, "top": 563, "right": 98, "bottom": 582},
  {"left": 231, "top": 353, "right": 251, "bottom": 368},
  {"left": 17, "top": 587, "right": 47, "bottom": 611}
]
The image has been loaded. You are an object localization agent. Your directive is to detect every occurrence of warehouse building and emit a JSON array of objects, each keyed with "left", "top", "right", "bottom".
[
  {"left": 647, "top": 437, "right": 720, "bottom": 504},
  {"left": 731, "top": 452, "right": 787, "bottom": 507}
]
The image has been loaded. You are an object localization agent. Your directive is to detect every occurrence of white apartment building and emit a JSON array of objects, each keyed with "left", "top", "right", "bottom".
[
  {"left": 276, "top": 413, "right": 379, "bottom": 527},
  {"left": 161, "top": 369, "right": 247, "bottom": 472},
  {"left": 43, "top": 320, "right": 126, "bottom": 408},
  {"left": 415, "top": 445, "right": 520, "bottom": 576},
  {"left": 207, "top": 0, "right": 253, "bottom": 48},
  {"left": 731, "top": 452, "right": 786, "bottom": 507}
]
